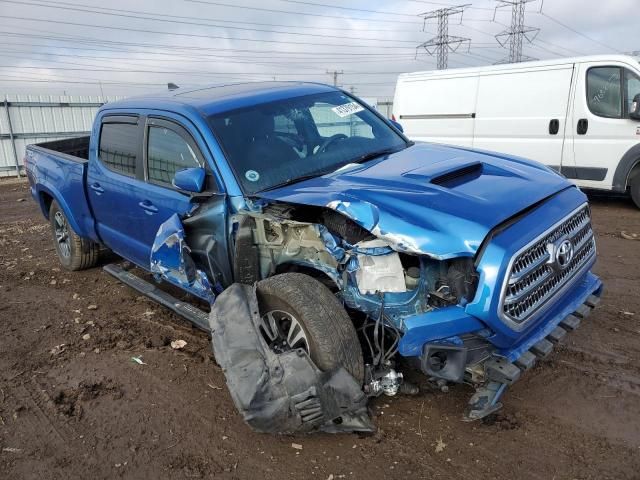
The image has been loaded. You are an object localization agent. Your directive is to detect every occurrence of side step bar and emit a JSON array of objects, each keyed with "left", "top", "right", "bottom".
[{"left": 104, "top": 263, "right": 211, "bottom": 332}]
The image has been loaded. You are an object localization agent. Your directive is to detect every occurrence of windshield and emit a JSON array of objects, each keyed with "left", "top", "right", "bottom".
[{"left": 208, "top": 91, "right": 408, "bottom": 194}]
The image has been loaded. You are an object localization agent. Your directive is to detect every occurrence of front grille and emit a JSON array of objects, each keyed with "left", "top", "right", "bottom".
[{"left": 501, "top": 204, "right": 596, "bottom": 326}]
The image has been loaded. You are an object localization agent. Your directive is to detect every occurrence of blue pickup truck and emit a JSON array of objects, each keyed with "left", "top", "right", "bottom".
[{"left": 25, "top": 82, "right": 602, "bottom": 432}]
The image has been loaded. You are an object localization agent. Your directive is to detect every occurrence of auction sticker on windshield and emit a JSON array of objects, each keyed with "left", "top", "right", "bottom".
[{"left": 332, "top": 102, "right": 365, "bottom": 118}]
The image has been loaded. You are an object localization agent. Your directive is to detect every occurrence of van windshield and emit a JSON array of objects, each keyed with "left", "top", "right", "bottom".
[{"left": 208, "top": 91, "right": 408, "bottom": 194}]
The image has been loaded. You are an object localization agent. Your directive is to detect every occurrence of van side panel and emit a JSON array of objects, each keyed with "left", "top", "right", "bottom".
[
  {"left": 393, "top": 75, "right": 478, "bottom": 146},
  {"left": 473, "top": 66, "right": 574, "bottom": 168}
]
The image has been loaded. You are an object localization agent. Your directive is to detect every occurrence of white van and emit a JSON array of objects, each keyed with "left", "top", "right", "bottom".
[{"left": 393, "top": 55, "right": 640, "bottom": 207}]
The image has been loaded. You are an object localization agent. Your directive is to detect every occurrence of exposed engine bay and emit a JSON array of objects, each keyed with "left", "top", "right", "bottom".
[{"left": 234, "top": 201, "right": 479, "bottom": 319}]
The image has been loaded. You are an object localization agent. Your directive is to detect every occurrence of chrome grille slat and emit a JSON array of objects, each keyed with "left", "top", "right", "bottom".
[
  {"left": 500, "top": 205, "right": 596, "bottom": 326},
  {"left": 508, "top": 251, "right": 551, "bottom": 285}
]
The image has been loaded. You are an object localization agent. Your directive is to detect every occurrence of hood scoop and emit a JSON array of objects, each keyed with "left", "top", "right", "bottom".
[{"left": 430, "top": 162, "right": 483, "bottom": 187}]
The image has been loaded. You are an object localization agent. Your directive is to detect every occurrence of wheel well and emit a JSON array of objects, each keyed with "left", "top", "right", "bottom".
[
  {"left": 39, "top": 191, "right": 54, "bottom": 219},
  {"left": 274, "top": 263, "right": 339, "bottom": 292}
]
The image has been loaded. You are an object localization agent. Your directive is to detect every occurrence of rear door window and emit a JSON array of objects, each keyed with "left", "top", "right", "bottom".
[
  {"left": 145, "top": 119, "right": 204, "bottom": 186},
  {"left": 586, "top": 67, "right": 622, "bottom": 118},
  {"left": 98, "top": 122, "right": 139, "bottom": 176}
]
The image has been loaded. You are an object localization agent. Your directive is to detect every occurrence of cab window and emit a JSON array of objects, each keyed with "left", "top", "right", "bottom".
[
  {"left": 587, "top": 66, "right": 622, "bottom": 118},
  {"left": 147, "top": 123, "right": 203, "bottom": 185},
  {"left": 98, "top": 122, "right": 139, "bottom": 176}
]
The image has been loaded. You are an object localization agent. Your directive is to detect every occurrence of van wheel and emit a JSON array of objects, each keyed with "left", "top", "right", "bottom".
[
  {"left": 630, "top": 168, "right": 640, "bottom": 209},
  {"left": 49, "top": 200, "right": 99, "bottom": 271},
  {"left": 256, "top": 273, "right": 364, "bottom": 384}
]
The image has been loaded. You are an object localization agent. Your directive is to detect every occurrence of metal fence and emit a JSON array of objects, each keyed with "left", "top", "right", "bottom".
[{"left": 0, "top": 95, "right": 122, "bottom": 177}]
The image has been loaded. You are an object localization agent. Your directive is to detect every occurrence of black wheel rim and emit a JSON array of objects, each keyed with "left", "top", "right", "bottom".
[
  {"left": 259, "top": 309, "right": 310, "bottom": 354},
  {"left": 54, "top": 211, "right": 71, "bottom": 258}
]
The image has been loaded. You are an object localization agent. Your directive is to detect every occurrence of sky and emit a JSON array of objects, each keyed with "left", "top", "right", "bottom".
[{"left": 0, "top": 0, "right": 637, "bottom": 100}]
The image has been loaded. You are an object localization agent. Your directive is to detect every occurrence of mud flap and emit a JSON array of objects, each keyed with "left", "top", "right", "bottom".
[
  {"left": 209, "top": 283, "right": 375, "bottom": 434},
  {"left": 150, "top": 214, "right": 216, "bottom": 303}
]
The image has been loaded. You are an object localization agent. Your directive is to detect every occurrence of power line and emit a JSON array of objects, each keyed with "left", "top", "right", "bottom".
[
  {"left": 537, "top": 10, "right": 622, "bottom": 53},
  {"left": 0, "top": 0, "right": 430, "bottom": 45},
  {"left": 0, "top": 46, "right": 429, "bottom": 66},
  {"left": 534, "top": 37, "right": 587, "bottom": 56},
  {"left": 0, "top": 30, "right": 419, "bottom": 57},
  {"left": 406, "top": 0, "right": 494, "bottom": 11},
  {"left": 0, "top": 15, "right": 418, "bottom": 50},
  {"left": 278, "top": 0, "right": 419, "bottom": 18},
  {"left": 4, "top": 0, "right": 421, "bottom": 34},
  {"left": 417, "top": 5, "right": 471, "bottom": 69},
  {"left": 494, "top": 0, "right": 539, "bottom": 63},
  {"left": 184, "top": 0, "right": 423, "bottom": 25},
  {"left": 0, "top": 64, "right": 411, "bottom": 77}
]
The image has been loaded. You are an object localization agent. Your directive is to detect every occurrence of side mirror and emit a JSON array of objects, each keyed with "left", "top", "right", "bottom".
[
  {"left": 172, "top": 167, "right": 205, "bottom": 193},
  {"left": 389, "top": 119, "right": 404, "bottom": 133},
  {"left": 630, "top": 94, "right": 640, "bottom": 121}
]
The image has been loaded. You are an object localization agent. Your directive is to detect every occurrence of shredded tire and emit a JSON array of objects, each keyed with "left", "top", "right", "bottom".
[
  {"left": 49, "top": 200, "right": 99, "bottom": 271},
  {"left": 257, "top": 273, "right": 365, "bottom": 384}
]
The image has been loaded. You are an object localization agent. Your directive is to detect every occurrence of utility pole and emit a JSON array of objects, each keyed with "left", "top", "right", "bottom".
[
  {"left": 493, "top": 0, "right": 539, "bottom": 64},
  {"left": 326, "top": 70, "right": 343, "bottom": 87},
  {"left": 416, "top": 5, "right": 470, "bottom": 70}
]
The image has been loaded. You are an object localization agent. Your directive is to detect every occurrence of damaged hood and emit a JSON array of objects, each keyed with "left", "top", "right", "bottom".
[{"left": 257, "top": 143, "right": 571, "bottom": 259}]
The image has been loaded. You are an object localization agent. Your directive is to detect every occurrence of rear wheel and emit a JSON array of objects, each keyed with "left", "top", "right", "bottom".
[
  {"left": 630, "top": 167, "right": 640, "bottom": 209},
  {"left": 49, "top": 200, "right": 99, "bottom": 271},
  {"left": 256, "top": 273, "right": 364, "bottom": 384}
]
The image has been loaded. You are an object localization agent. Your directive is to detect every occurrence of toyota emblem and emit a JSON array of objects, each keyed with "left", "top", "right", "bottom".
[{"left": 555, "top": 239, "right": 574, "bottom": 269}]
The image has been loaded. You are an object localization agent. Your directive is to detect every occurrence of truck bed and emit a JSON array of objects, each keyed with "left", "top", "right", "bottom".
[
  {"left": 31, "top": 136, "right": 90, "bottom": 161},
  {"left": 25, "top": 136, "right": 97, "bottom": 242}
]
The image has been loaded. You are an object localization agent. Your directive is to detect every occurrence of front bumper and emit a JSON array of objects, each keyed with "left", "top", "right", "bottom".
[
  {"left": 396, "top": 265, "right": 602, "bottom": 420},
  {"left": 398, "top": 269, "right": 602, "bottom": 362}
]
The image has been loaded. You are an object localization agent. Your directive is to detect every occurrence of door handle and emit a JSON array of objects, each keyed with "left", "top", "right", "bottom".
[
  {"left": 138, "top": 200, "right": 158, "bottom": 214},
  {"left": 577, "top": 118, "right": 588, "bottom": 135},
  {"left": 90, "top": 182, "right": 104, "bottom": 194},
  {"left": 549, "top": 119, "right": 560, "bottom": 135}
]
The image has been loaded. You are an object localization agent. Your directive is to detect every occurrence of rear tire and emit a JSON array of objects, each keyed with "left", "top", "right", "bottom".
[
  {"left": 630, "top": 168, "right": 640, "bottom": 209},
  {"left": 49, "top": 200, "right": 99, "bottom": 271},
  {"left": 256, "top": 273, "right": 364, "bottom": 384}
]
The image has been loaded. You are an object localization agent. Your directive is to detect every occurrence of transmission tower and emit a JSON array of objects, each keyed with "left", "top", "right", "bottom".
[
  {"left": 326, "top": 70, "right": 344, "bottom": 87},
  {"left": 416, "top": 5, "right": 470, "bottom": 70},
  {"left": 494, "top": 0, "right": 539, "bottom": 64}
]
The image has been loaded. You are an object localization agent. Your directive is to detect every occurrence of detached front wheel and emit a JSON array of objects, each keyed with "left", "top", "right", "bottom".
[
  {"left": 49, "top": 200, "right": 99, "bottom": 271},
  {"left": 256, "top": 273, "right": 364, "bottom": 384}
]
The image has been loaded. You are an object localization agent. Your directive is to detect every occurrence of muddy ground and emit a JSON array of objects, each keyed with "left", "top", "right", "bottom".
[{"left": 0, "top": 178, "right": 639, "bottom": 480}]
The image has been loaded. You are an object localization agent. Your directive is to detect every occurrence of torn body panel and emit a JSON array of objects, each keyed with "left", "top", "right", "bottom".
[
  {"left": 150, "top": 213, "right": 217, "bottom": 303},
  {"left": 209, "top": 283, "right": 374, "bottom": 434}
]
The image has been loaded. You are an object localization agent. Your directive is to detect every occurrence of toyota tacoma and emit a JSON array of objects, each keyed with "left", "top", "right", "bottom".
[{"left": 24, "top": 82, "right": 603, "bottom": 433}]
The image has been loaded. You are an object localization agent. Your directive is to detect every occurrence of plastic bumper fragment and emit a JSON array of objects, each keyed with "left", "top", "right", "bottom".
[
  {"left": 465, "top": 287, "right": 603, "bottom": 421},
  {"left": 209, "top": 283, "right": 374, "bottom": 434},
  {"left": 560, "top": 314, "right": 581, "bottom": 331}
]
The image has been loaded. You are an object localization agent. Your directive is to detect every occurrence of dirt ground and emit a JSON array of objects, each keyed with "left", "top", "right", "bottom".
[{"left": 0, "top": 178, "right": 639, "bottom": 480}]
